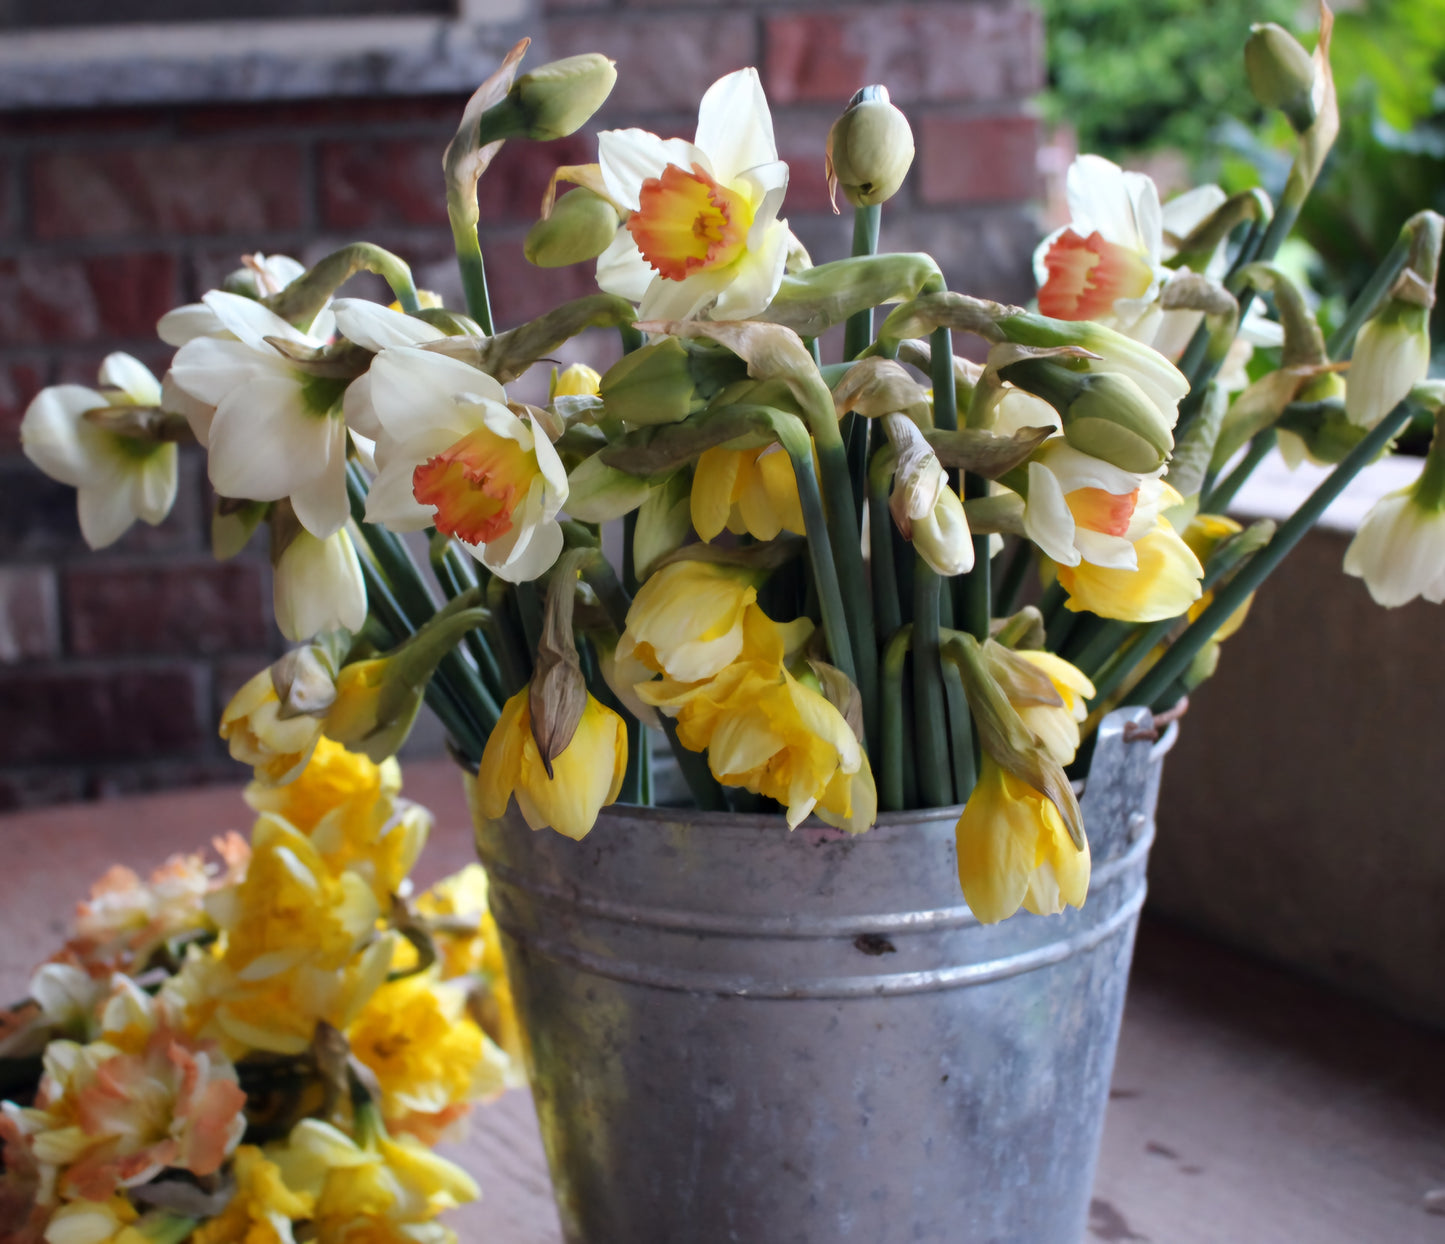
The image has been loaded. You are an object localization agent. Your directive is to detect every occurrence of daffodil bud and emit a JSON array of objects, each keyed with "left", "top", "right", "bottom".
[
  {"left": 324, "top": 593, "right": 489, "bottom": 762},
  {"left": 1002, "top": 360, "right": 1174, "bottom": 474},
  {"left": 220, "top": 665, "right": 327, "bottom": 785},
  {"left": 525, "top": 187, "right": 621, "bottom": 268},
  {"left": 1345, "top": 301, "right": 1432, "bottom": 428},
  {"left": 599, "top": 337, "right": 747, "bottom": 427},
  {"left": 508, "top": 53, "right": 618, "bottom": 141},
  {"left": 550, "top": 362, "right": 603, "bottom": 399},
  {"left": 882, "top": 412, "right": 974, "bottom": 576},
  {"left": 1244, "top": 24, "right": 1318, "bottom": 133},
  {"left": 826, "top": 85, "right": 915, "bottom": 209}
]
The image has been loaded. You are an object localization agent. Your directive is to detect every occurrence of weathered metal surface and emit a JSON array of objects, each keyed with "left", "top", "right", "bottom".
[{"left": 472, "top": 707, "right": 1173, "bottom": 1244}]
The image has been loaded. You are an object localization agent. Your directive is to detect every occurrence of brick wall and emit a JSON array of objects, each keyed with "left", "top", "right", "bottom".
[{"left": 0, "top": 0, "right": 1044, "bottom": 810}]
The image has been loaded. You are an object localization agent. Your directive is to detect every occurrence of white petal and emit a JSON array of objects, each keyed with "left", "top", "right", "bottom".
[
  {"left": 1160, "top": 184, "right": 1226, "bottom": 249},
  {"left": 1073, "top": 528, "right": 1138, "bottom": 570},
  {"left": 365, "top": 458, "right": 439, "bottom": 531},
  {"left": 694, "top": 68, "right": 778, "bottom": 185},
  {"left": 597, "top": 129, "right": 703, "bottom": 212},
  {"left": 332, "top": 299, "right": 446, "bottom": 352},
  {"left": 484, "top": 513, "right": 563, "bottom": 583},
  {"left": 369, "top": 347, "right": 503, "bottom": 444},
  {"left": 1066, "top": 155, "right": 1143, "bottom": 250},
  {"left": 1124, "top": 170, "right": 1163, "bottom": 263},
  {"left": 20, "top": 386, "right": 108, "bottom": 486},
  {"left": 76, "top": 480, "right": 140, "bottom": 549},
  {"left": 161, "top": 371, "right": 216, "bottom": 445},
  {"left": 274, "top": 528, "right": 367, "bottom": 641},
  {"left": 343, "top": 372, "right": 381, "bottom": 440},
  {"left": 98, "top": 353, "right": 162, "bottom": 406},
  {"left": 595, "top": 228, "right": 658, "bottom": 303},
  {"left": 158, "top": 302, "right": 225, "bottom": 347},
  {"left": 288, "top": 419, "right": 350, "bottom": 539},
  {"left": 1036, "top": 440, "right": 1144, "bottom": 495},
  {"left": 637, "top": 266, "right": 732, "bottom": 323},
  {"left": 131, "top": 444, "right": 179, "bottom": 525},
  {"left": 1023, "top": 461, "right": 1081, "bottom": 567},
  {"left": 170, "top": 336, "right": 276, "bottom": 406},
  {"left": 206, "top": 376, "right": 332, "bottom": 501},
  {"left": 528, "top": 415, "right": 570, "bottom": 516},
  {"left": 202, "top": 290, "right": 318, "bottom": 351},
  {"left": 711, "top": 221, "right": 790, "bottom": 321}
]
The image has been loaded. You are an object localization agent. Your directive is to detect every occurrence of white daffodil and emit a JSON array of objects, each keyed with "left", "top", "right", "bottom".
[
  {"left": 1034, "top": 155, "right": 1280, "bottom": 362},
  {"left": 1022, "top": 442, "right": 1170, "bottom": 570},
  {"left": 20, "top": 354, "right": 178, "bottom": 549},
  {"left": 595, "top": 67, "right": 790, "bottom": 321},
  {"left": 332, "top": 296, "right": 448, "bottom": 442},
  {"left": 364, "top": 347, "right": 568, "bottom": 582},
  {"left": 1343, "top": 455, "right": 1445, "bottom": 607},
  {"left": 1344, "top": 301, "right": 1432, "bottom": 429},
  {"left": 156, "top": 253, "right": 312, "bottom": 345},
  {"left": 168, "top": 291, "right": 350, "bottom": 538},
  {"left": 273, "top": 525, "right": 368, "bottom": 642}
]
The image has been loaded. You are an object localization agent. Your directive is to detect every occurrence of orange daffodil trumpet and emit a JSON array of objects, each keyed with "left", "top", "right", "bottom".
[
  {"left": 595, "top": 68, "right": 792, "bottom": 321},
  {"left": 363, "top": 347, "right": 568, "bottom": 581}
]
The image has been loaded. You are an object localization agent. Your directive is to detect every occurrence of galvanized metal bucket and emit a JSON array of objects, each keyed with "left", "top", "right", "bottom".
[{"left": 471, "top": 706, "right": 1175, "bottom": 1244}]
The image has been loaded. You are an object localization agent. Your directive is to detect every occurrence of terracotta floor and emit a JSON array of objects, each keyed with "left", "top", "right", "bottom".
[{"left": 2, "top": 764, "right": 1442, "bottom": 1242}]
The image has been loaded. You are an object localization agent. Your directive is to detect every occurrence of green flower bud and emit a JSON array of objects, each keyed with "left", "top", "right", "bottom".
[
  {"left": 1002, "top": 360, "right": 1174, "bottom": 474},
  {"left": 525, "top": 187, "right": 621, "bottom": 268},
  {"left": 599, "top": 337, "right": 747, "bottom": 427},
  {"left": 1244, "top": 23, "right": 1318, "bottom": 133},
  {"left": 826, "top": 85, "right": 915, "bottom": 208},
  {"left": 509, "top": 53, "right": 617, "bottom": 141}
]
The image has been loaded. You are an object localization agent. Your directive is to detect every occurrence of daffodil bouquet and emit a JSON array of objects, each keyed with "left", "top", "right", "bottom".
[
  {"left": 20, "top": 9, "right": 1445, "bottom": 932},
  {"left": 0, "top": 740, "right": 520, "bottom": 1243}
]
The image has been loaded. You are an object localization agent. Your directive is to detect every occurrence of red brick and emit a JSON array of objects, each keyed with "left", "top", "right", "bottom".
[
  {"left": 319, "top": 136, "right": 452, "bottom": 232},
  {"left": 179, "top": 95, "right": 467, "bottom": 136},
  {"left": 0, "top": 107, "right": 170, "bottom": 142},
  {"left": 0, "top": 253, "right": 178, "bottom": 346},
  {"left": 0, "top": 453, "right": 205, "bottom": 557},
  {"left": 477, "top": 136, "right": 596, "bottom": 224},
  {"left": 916, "top": 114, "right": 1040, "bottom": 205},
  {"left": 0, "top": 566, "right": 59, "bottom": 663},
  {"left": 764, "top": 3, "right": 1043, "bottom": 107},
  {"left": 84, "top": 759, "right": 249, "bottom": 801},
  {"left": 0, "top": 665, "right": 208, "bottom": 764},
  {"left": 0, "top": 358, "right": 48, "bottom": 453},
  {"left": 772, "top": 109, "right": 847, "bottom": 216},
  {"left": 545, "top": 15, "right": 758, "bottom": 115},
  {"left": 0, "top": 155, "right": 14, "bottom": 238},
  {"left": 29, "top": 142, "right": 305, "bottom": 241},
  {"left": 65, "top": 560, "right": 269, "bottom": 659},
  {"left": 448, "top": 233, "right": 602, "bottom": 326}
]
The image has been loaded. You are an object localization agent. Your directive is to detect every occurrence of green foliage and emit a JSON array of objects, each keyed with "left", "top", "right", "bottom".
[{"left": 1040, "top": 0, "right": 1295, "bottom": 157}]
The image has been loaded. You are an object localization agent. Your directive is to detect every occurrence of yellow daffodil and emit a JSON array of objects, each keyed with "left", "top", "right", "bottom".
[
  {"left": 690, "top": 443, "right": 805, "bottom": 543},
  {"left": 549, "top": 362, "right": 603, "bottom": 399},
  {"left": 245, "top": 739, "right": 425, "bottom": 902},
  {"left": 955, "top": 758, "right": 1091, "bottom": 925},
  {"left": 640, "top": 607, "right": 870, "bottom": 830},
  {"left": 220, "top": 669, "right": 326, "bottom": 786},
  {"left": 596, "top": 68, "right": 790, "bottom": 321},
  {"left": 20, "top": 354, "right": 178, "bottom": 550},
  {"left": 475, "top": 690, "right": 627, "bottom": 840},
  {"left": 1011, "top": 651, "right": 1096, "bottom": 768},
  {"left": 269, "top": 1118, "right": 477, "bottom": 1243},
  {"left": 347, "top": 972, "right": 509, "bottom": 1141},
  {"left": 1055, "top": 516, "right": 1203, "bottom": 622},
  {"left": 1181, "top": 513, "right": 1253, "bottom": 639},
  {"left": 171, "top": 816, "right": 391, "bottom": 1056},
  {"left": 617, "top": 560, "right": 759, "bottom": 682},
  {"left": 363, "top": 347, "right": 567, "bottom": 582},
  {"left": 191, "top": 1145, "right": 313, "bottom": 1244}
]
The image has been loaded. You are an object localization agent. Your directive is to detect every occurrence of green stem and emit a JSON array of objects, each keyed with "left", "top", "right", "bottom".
[
  {"left": 1126, "top": 399, "right": 1416, "bottom": 709},
  {"left": 1326, "top": 233, "right": 1412, "bottom": 358},
  {"left": 1070, "top": 619, "right": 1134, "bottom": 680},
  {"left": 843, "top": 204, "right": 882, "bottom": 362},
  {"left": 453, "top": 225, "right": 494, "bottom": 335},
  {"left": 1203, "top": 429, "right": 1276, "bottom": 513},
  {"left": 993, "top": 538, "right": 1033, "bottom": 617},
  {"left": 658, "top": 715, "right": 729, "bottom": 812},
  {"left": 961, "top": 473, "right": 991, "bottom": 642},
  {"left": 911, "top": 563, "right": 952, "bottom": 808},
  {"left": 619, "top": 322, "right": 644, "bottom": 355},
  {"left": 867, "top": 449, "right": 902, "bottom": 638},
  {"left": 942, "top": 657, "right": 976, "bottom": 804},
  {"left": 879, "top": 625, "right": 912, "bottom": 812},
  {"left": 484, "top": 578, "right": 531, "bottom": 695}
]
